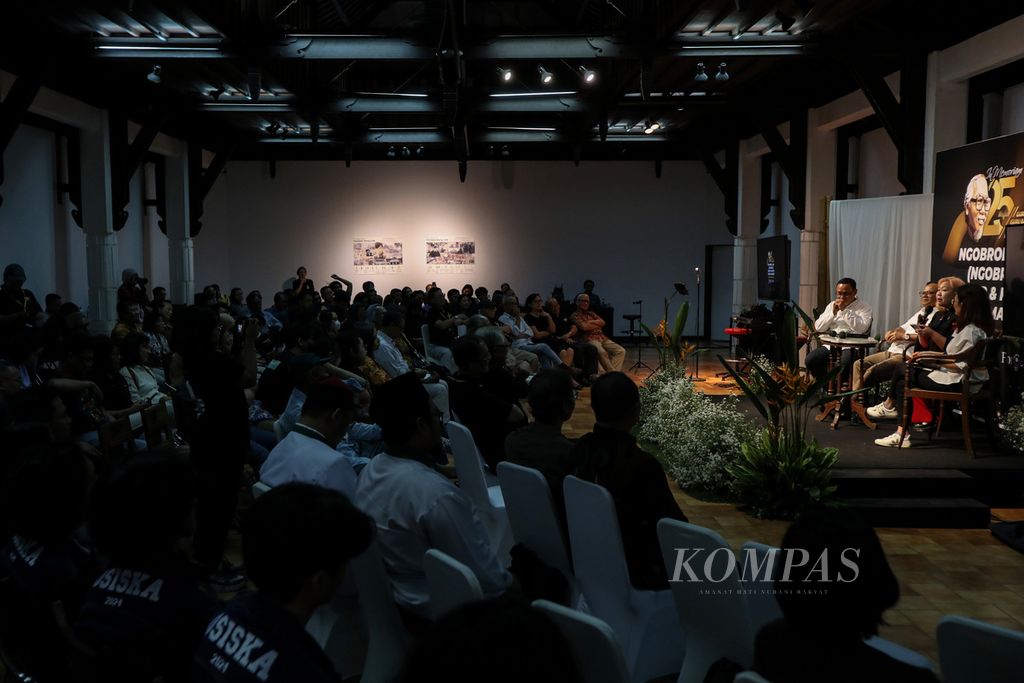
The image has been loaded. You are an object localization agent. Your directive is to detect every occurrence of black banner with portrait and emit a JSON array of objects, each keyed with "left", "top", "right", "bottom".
[{"left": 931, "top": 131, "right": 1024, "bottom": 324}]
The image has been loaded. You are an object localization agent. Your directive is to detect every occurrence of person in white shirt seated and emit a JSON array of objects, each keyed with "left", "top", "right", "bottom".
[
  {"left": 874, "top": 283, "right": 994, "bottom": 449},
  {"left": 260, "top": 377, "right": 359, "bottom": 496},
  {"left": 353, "top": 373, "right": 513, "bottom": 631},
  {"left": 498, "top": 295, "right": 565, "bottom": 370},
  {"left": 853, "top": 281, "right": 937, "bottom": 399},
  {"left": 274, "top": 353, "right": 330, "bottom": 436},
  {"left": 373, "top": 308, "right": 450, "bottom": 420},
  {"left": 805, "top": 277, "right": 874, "bottom": 379}
]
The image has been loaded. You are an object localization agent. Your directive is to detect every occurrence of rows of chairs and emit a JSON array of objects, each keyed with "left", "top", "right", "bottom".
[{"left": 97, "top": 400, "right": 176, "bottom": 460}]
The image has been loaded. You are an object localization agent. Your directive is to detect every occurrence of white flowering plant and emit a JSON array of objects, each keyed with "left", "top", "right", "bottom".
[
  {"left": 638, "top": 365, "right": 757, "bottom": 495},
  {"left": 1005, "top": 393, "right": 1024, "bottom": 453}
]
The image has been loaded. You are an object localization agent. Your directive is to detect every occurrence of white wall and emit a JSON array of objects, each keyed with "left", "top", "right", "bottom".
[
  {"left": 1001, "top": 82, "right": 1024, "bottom": 137},
  {"left": 0, "top": 124, "right": 59, "bottom": 298},
  {"left": 197, "top": 160, "right": 729, "bottom": 334},
  {"left": 857, "top": 128, "right": 903, "bottom": 198}
]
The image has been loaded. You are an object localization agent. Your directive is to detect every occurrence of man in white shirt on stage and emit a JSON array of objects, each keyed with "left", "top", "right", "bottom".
[
  {"left": 805, "top": 277, "right": 874, "bottom": 379},
  {"left": 260, "top": 377, "right": 359, "bottom": 496},
  {"left": 853, "top": 281, "right": 937, "bottom": 393}
]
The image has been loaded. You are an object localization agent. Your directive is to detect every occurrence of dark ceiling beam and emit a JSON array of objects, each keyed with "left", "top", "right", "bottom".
[
  {"left": 0, "top": 74, "right": 42, "bottom": 208},
  {"left": 327, "top": 0, "right": 352, "bottom": 29},
  {"left": 655, "top": 0, "right": 705, "bottom": 43},
  {"left": 750, "top": 106, "right": 807, "bottom": 229},
  {"left": 700, "top": 1, "right": 734, "bottom": 36},
  {"left": 700, "top": 141, "right": 738, "bottom": 235}
]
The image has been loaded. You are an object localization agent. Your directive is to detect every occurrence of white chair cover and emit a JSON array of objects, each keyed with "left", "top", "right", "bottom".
[
  {"left": 348, "top": 541, "right": 411, "bottom": 683},
  {"left": 937, "top": 614, "right": 1024, "bottom": 683},
  {"left": 423, "top": 548, "right": 484, "bottom": 619},
  {"left": 533, "top": 599, "right": 630, "bottom": 683},
  {"left": 446, "top": 421, "right": 513, "bottom": 561}
]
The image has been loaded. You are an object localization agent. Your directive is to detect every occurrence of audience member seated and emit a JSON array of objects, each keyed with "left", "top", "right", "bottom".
[
  {"left": 866, "top": 276, "right": 964, "bottom": 420},
  {"left": 477, "top": 301, "right": 540, "bottom": 375},
  {"left": 570, "top": 293, "right": 625, "bottom": 374},
  {"left": 449, "top": 336, "right": 527, "bottom": 472},
  {"left": 227, "top": 287, "right": 248, "bottom": 320},
  {"left": 116, "top": 268, "right": 150, "bottom": 309},
  {"left": 572, "top": 372, "right": 687, "bottom": 589},
  {"left": 254, "top": 324, "right": 317, "bottom": 416},
  {"left": 753, "top": 507, "right": 939, "bottom": 683},
  {"left": 260, "top": 378, "right": 359, "bottom": 496},
  {"left": 546, "top": 297, "right": 599, "bottom": 382},
  {"left": 805, "top": 277, "right": 873, "bottom": 379},
  {"left": 374, "top": 308, "right": 451, "bottom": 419},
  {"left": 120, "top": 333, "right": 172, "bottom": 411},
  {"left": 874, "top": 282, "right": 994, "bottom": 449},
  {"left": 275, "top": 353, "right": 330, "bottom": 435},
  {"left": 337, "top": 330, "right": 390, "bottom": 387},
  {"left": 424, "top": 286, "right": 465, "bottom": 373},
  {"left": 855, "top": 281, "right": 937, "bottom": 394},
  {"left": 0, "top": 263, "right": 44, "bottom": 341},
  {"left": 0, "top": 443, "right": 97, "bottom": 682},
  {"left": 354, "top": 374, "right": 513, "bottom": 629},
  {"left": 474, "top": 326, "right": 530, "bottom": 404},
  {"left": 399, "top": 599, "right": 582, "bottom": 683},
  {"left": 505, "top": 369, "right": 578, "bottom": 518},
  {"left": 499, "top": 295, "right": 568, "bottom": 371},
  {"left": 523, "top": 293, "right": 574, "bottom": 365},
  {"left": 263, "top": 292, "right": 290, "bottom": 331},
  {"left": 142, "top": 309, "right": 172, "bottom": 370},
  {"left": 74, "top": 454, "right": 220, "bottom": 683},
  {"left": 111, "top": 301, "right": 144, "bottom": 343},
  {"left": 193, "top": 483, "right": 373, "bottom": 683}
]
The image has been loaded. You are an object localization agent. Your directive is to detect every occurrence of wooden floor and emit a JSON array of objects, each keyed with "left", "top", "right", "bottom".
[{"left": 567, "top": 346, "right": 1024, "bottom": 664}]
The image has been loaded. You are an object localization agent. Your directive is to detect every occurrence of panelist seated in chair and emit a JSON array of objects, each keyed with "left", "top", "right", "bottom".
[
  {"left": 866, "top": 276, "right": 964, "bottom": 420},
  {"left": 874, "top": 282, "right": 993, "bottom": 449},
  {"left": 805, "top": 278, "right": 873, "bottom": 379},
  {"left": 852, "top": 281, "right": 937, "bottom": 394}
]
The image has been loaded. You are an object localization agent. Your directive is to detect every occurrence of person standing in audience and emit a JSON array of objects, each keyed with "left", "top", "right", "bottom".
[
  {"left": 292, "top": 267, "right": 315, "bottom": 297},
  {"left": 865, "top": 276, "right": 964, "bottom": 420},
  {"left": 448, "top": 336, "right": 527, "bottom": 472},
  {"left": 260, "top": 378, "right": 359, "bottom": 495},
  {"left": 754, "top": 507, "right": 939, "bottom": 683},
  {"left": 116, "top": 268, "right": 150, "bottom": 309},
  {"left": 354, "top": 374, "right": 513, "bottom": 631},
  {"left": 75, "top": 454, "right": 220, "bottom": 683},
  {"left": 571, "top": 293, "right": 625, "bottom": 373},
  {"left": 874, "top": 282, "right": 994, "bottom": 449},
  {"left": 0, "top": 263, "right": 44, "bottom": 337},
  {"left": 804, "top": 277, "right": 873, "bottom": 379},
  {"left": 192, "top": 483, "right": 374, "bottom": 683},
  {"left": 578, "top": 279, "right": 602, "bottom": 310},
  {"left": 572, "top": 372, "right": 687, "bottom": 589}
]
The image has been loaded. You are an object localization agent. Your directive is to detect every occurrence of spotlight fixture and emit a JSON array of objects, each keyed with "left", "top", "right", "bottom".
[
  {"left": 401, "top": 146, "right": 412, "bottom": 158},
  {"left": 416, "top": 146, "right": 425, "bottom": 158},
  {"left": 694, "top": 63, "right": 708, "bottom": 82},
  {"left": 538, "top": 65, "right": 554, "bottom": 85},
  {"left": 500, "top": 145, "right": 510, "bottom": 158},
  {"left": 146, "top": 65, "right": 162, "bottom": 84},
  {"left": 649, "top": 121, "right": 662, "bottom": 131},
  {"left": 386, "top": 146, "right": 397, "bottom": 159},
  {"left": 578, "top": 66, "right": 597, "bottom": 84},
  {"left": 209, "top": 87, "right": 224, "bottom": 100},
  {"left": 715, "top": 62, "right": 730, "bottom": 81},
  {"left": 265, "top": 121, "right": 280, "bottom": 134},
  {"left": 497, "top": 66, "right": 514, "bottom": 82}
]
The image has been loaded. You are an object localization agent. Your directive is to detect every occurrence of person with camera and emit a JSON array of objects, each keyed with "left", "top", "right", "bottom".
[{"left": 117, "top": 268, "right": 150, "bottom": 309}]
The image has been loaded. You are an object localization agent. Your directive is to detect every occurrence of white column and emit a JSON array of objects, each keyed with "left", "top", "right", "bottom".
[
  {"left": 923, "top": 51, "right": 968, "bottom": 194},
  {"left": 79, "top": 112, "right": 118, "bottom": 333},
  {"left": 799, "top": 108, "right": 837, "bottom": 320},
  {"left": 165, "top": 148, "right": 194, "bottom": 305},
  {"left": 733, "top": 138, "right": 762, "bottom": 315}
]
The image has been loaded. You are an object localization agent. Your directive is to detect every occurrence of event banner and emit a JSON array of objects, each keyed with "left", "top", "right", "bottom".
[{"left": 932, "top": 131, "right": 1024, "bottom": 324}]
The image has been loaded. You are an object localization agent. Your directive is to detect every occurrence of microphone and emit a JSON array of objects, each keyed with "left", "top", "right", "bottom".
[{"left": 695, "top": 267, "right": 701, "bottom": 286}]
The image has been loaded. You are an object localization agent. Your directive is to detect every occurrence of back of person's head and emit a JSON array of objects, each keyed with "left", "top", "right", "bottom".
[
  {"left": 283, "top": 322, "right": 316, "bottom": 350},
  {"left": 776, "top": 507, "right": 898, "bottom": 641},
  {"left": 369, "top": 373, "right": 432, "bottom": 445},
  {"left": 590, "top": 372, "right": 639, "bottom": 425},
  {"left": 142, "top": 309, "right": 162, "bottom": 332},
  {"left": 335, "top": 332, "right": 366, "bottom": 372},
  {"left": 954, "top": 282, "right": 995, "bottom": 335},
  {"left": 45, "top": 293, "right": 62, "bottom": 307},
  {"left": 120, "top": 332, "right": 148, "bottom": 367},
  {"left": 400, "top": 599, "right": 582, "bottom": 683},
  {"left": 288, "top": 353, "right": 328, "bottom": 389},
  {"left": 466, "top": 314, "right": 491, "bottom": 333},
  {"left": 89, "top": 454, "right": 197, "bottom": 567},
  {"left": 242, "top": 483, "right": 373, "bottom": 604},
  {"left": 301, "top": 377, "right": 356, "bottom": 418},
  {"left": 381, "top": 308, "right": 405, "bottom": 331},
  {"left": 452, "top": 335, "right": 488, "bottom": 371},
  {"left": 474, "top": 325, "right": 507, "bottom": 351},
  {"left": 9, "top": 386, "right": 71, "bottom": 443},
  {"left": 89, "top": 335, "right": 117, "bottom": 373},
  {"left": 3, "top": 443, "right": 91, "bottom": 543},
  {"left": 528, "top": 369, "right": 575, "bottom": 424},
  {"left": 170, "top": 305, "right": 218, "bottom": 362}
]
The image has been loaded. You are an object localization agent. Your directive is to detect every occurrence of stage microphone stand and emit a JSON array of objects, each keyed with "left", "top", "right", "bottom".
[
  {"left": 626, "top": 299, "right": 655, "bottom": 375},
  {"left": 691, "top": 266, "right": 706, "bottom": 382}
]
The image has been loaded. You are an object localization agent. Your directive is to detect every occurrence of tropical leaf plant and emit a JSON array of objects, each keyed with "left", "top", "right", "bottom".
[{"left": 641, "top": 298, "right": 690, "bottom": 368}]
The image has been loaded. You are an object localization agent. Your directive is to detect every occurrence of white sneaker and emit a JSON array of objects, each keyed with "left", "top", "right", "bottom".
[
  {"left": 867, "top": 402, "right": 898, "bottom": 419},
  {"left": 874, "top": 431, "right": 911, "bottom": 448}
]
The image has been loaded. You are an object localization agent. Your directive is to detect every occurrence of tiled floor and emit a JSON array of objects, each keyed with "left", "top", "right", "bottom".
[{"left": 566, "top": 350, "right": 1024, "bottom": 664}]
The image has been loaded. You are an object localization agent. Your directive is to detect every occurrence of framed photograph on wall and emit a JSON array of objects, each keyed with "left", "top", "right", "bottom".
[
  {"left": 353, "top": 238, "right": 403, "bottom": 273},
  {"left": 426, "top": 238, "right": 475, "bottom": 273}
]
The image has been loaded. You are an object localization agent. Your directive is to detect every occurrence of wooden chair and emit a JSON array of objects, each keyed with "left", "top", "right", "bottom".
[
  {"left": 141, "top": 400, "right": 175, "bottom": 452},
  {"left": 898, "top": 338, "right": 999, "bottom": 457},
  {"left": 98, "top": 415, "right": 137, "bottom": 462}
]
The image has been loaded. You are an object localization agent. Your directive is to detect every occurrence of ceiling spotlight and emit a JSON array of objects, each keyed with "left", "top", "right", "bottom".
[
  {"left": 500, "top": 145, "right": 510, "bottom": 157},
  {"left": 775, "top": 10, "right": 796, "bottom": 32},
  {"left": 538, "top": 65, "right": 554, "bottom": 85},
  {"left": 146, "top": 65, "right": 162, "bottom": 84},
  {"left": 694, "top": 63, "right": 708, "bottom": 82},
  {"left": 386, "top": 146, "right": 397, "bottom": 159},
  {"left": 497, "top": 67, "right": 514, "bottom": 82},
  {"left": 649, "top": 121, "right": 662, "bottom": 131},
  {"left": 265, "top": 121, "right": 280, "bottom": 134},
  {"left": 579, "top": 66, "right": 597, "bottom": 84},
  {"left": 401, "top": 146, "right": 412, "bottom": 158},
  {"left": 416, "top": 146, "right": 425, "bottom": 158},
  {"left": 715, "top": 63, "right": 730, "bottom": 81}
]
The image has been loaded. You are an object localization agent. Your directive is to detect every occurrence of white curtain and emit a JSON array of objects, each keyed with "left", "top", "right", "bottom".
[{"left": 828, "top": 194, "right": 933, "bottom": 336}]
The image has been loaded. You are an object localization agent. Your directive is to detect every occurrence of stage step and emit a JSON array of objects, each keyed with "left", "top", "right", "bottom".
[
  {"left": 831, "top": 468, "right": 976, "bottom": 498},
  {"left": 841, "top": 497, "right": 991, "bottom": 529}
]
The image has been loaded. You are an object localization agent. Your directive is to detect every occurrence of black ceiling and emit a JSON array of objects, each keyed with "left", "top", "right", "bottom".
[{"left": 1, "top": 1, "right": 1021, "bottom": 163}]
